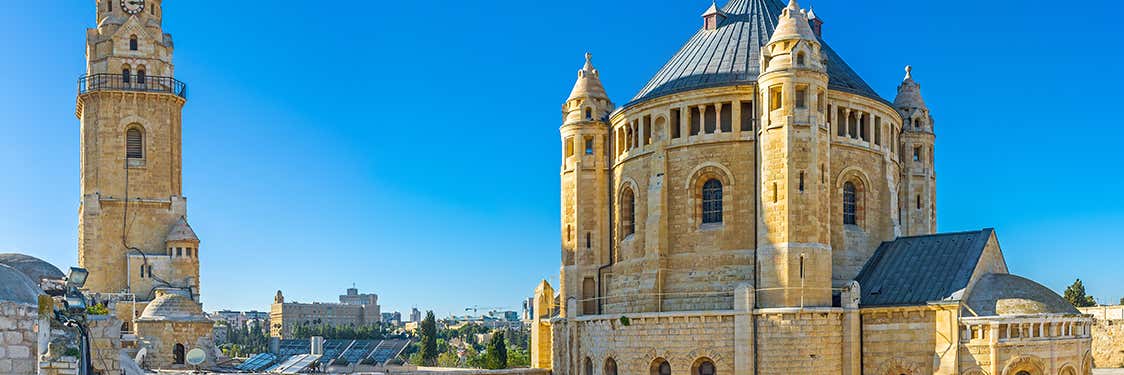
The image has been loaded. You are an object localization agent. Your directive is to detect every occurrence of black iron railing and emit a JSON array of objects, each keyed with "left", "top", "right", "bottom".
[{"left": 78, "top": 73, "right": 187, "bottom": 99}]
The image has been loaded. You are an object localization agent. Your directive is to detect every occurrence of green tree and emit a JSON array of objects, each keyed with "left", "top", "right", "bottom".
[
  {"left": 507, "top": 346, "right": 530, "bottom": 368},
  {"left": 436, "top": 350, "right": 461, "bottom": 368},
  {"left": 1063, "top": 279, "right": 1097, "bottom": 307},
  {"left": 418, "top": 311, "right": 439, "bottom": 366},
  {"left": 484, "top": 331, "right": 508, "bottom": 370}
]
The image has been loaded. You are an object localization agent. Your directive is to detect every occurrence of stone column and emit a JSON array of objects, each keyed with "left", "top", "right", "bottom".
[{"left": 734, "top": 284, "right": 755, "bottom": 375}]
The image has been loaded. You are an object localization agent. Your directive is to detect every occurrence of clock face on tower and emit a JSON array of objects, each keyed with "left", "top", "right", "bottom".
[{"left": 121, "top": 0, "right": 145, "bottom": 15}]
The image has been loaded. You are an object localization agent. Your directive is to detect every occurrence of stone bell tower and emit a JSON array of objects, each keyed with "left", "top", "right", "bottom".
[
  {"left": 559, "top": 53, "right": 613, "bottom": 317},
  {"left": 894, "top": 66, "right": 937, "bottom": 236},
  {"left": 756, "top": 0, "right": 833, "bottom": 308},
  {"left": 77, "top": 0, "right": 202, "bottom": 305}
]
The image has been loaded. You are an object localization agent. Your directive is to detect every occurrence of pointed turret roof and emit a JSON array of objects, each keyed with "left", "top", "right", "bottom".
[
  {"left": 768, "top": 0, "right": 817, "bottom": 44},
  {"left": 166, "top": 216, "right": 199, "bottom": 242},
  {"left": 894, "top": 65, "right": 926, "bottom": 110},
  {"left": 628, "top": 0, "right": 883, "bottom": 106},
  {"left": 567, "top": 53, "right": 609, "bottom": 101}
]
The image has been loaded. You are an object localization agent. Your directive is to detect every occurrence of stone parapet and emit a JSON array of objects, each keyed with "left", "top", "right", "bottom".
[{"left": 0, "top": 301, "right": 38, "bottom": 375}]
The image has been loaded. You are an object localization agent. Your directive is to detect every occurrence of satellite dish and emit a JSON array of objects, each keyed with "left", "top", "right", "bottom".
[{"left": 186, "top": 348, "right": 206, "bottom": 366}]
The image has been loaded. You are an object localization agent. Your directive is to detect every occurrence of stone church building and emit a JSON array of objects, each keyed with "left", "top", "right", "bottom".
[{"left": 530, "top": 1, "right": 1093, "bottom": 374}]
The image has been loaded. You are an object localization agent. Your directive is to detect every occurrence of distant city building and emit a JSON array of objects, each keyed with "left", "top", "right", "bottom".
[
  {"left": 338, "top": 287, "right": 379, "bottom": 306},
  {"left": 410, "top": 308, "right": 421, "bottom": 323},
  {"left": 212, "top": 309, "right": 270, "bottom": 330},
  {"left": 522, "top": 297, "right": 534, "bottom": 321},
  {"left": 269, "top": 289, "right": 381, "bottom": 339},
  {"left": 381, "top": 312, "right": 402, "bottom": 325}
]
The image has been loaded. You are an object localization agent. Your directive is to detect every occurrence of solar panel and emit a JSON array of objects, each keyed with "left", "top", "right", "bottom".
[{"left": 235, "top": 353, "right": 277, "bottom": 372}]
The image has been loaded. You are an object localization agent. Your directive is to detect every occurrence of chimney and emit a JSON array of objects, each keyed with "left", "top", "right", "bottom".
[{"left": 808, "top": 7, "right": 824, "bottom": 38}]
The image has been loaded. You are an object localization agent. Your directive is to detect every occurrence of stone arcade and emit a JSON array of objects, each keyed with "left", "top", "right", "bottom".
[{"left": 530, "top": 1, "right": 1093, "bottom": 374}]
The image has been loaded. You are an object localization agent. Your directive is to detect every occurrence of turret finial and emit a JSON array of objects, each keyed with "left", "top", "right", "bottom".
[
  {"left": 905, "top": 65, "right": 913, "bottom": 80},
  {"left": 788, "top": 0, "right": 800, "bottom": 10}
]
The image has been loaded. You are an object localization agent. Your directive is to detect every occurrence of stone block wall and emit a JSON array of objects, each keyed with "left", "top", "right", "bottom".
[
  {"left": 87, "top": 315, "right": 122, "bottom": 374},
  {"left": 756, "top": 309, "right": 843, "bottom": 374},
  {"left": 573, "top": 312, "right": 736, "bottom": 375},
  {"left": 1081, "top": 305, "right": 1124, "bottom": 368},
  {"left": 0, "top": 301, "right": 38, "bottom": 375},
  {"left": 860, "top": 308, "right": 937, "bottom": 375}
]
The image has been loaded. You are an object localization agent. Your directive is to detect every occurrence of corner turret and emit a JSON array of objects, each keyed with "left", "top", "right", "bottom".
[
  {"left": 559, "top": 53, "right": 613, "bottom": 318},
  {"left": 894, "top": 66, "right": 937, "bottom": 236},
  {"left": 756, "top": 0, "right": 833, "bottom": 308}
]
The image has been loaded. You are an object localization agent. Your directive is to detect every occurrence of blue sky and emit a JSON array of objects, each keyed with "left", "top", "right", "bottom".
[{"left": 1, "top": 0, "right": 1122, "bottom": 316}]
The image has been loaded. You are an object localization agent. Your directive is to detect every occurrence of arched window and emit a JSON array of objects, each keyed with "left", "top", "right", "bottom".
[
  {"left": 126, "top": 127, "right": 144, "bottom": 159},
  {"left": 137, "top": 67, "right": 146, "bottom": 85},
  {"left": 584, "top": 357, "right": 593, "bottom": 375},
  {"left": 702, "top": 179, "right": 723, "bottom": 224},
  {"left": 621, "top": 188, "right": 636, "bottom": 237},
  {"left": 696, "top": 359, "right": 716, "bottom": 375},
  {"left": 122, "top": 66, "right": 131, "bottom": 84},
  {"left": 843, "top": 182, "right": 857, "bottom": 225},
  {"left": 604, "top": 358, "right": 618, "bottom": 375},
  {"left": 797, "top": 51, "right": 806, "bottom": 66},
  {"left": 173, "top": 343, "right": 186, "bottom": 364},
  {"left": 129, "top": 35, "right": 138, "bottom": 51},
  {"left": 651, "top": 359, "right": 672, "bottom": 375},
  {"left": 1015, "top": 372, "right": 1030, "bottom": 375},
  {"left": 585, "top": 108, "right": 593, "bottom": 120}
]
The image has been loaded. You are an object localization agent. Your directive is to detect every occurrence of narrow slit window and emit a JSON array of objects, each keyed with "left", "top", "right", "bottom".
[
  {"left": 799, "top": 171, "right": 805, "bottom": 192},
  {"left": 671, "top": 108, "right": 682, "bottom": 139},
  {"left": 917, "top": 195, "right": 922, "bottom": 210},
  {"left": 585, "top": 137, "right": 594, "bottom": 155},
  {"left": 621, "top": 188, "right": 636, "bottom": 236},
  {"left": 585, "top": 232, "right": 592, "bottom": 249}
]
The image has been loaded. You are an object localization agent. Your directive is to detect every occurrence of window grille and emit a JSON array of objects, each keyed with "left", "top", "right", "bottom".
[
  {"left": 702, "top": 179, "right": 723, "bottom": 224},
  {"left": 843, "top": 182, "right": 857, "bottom": 225}
]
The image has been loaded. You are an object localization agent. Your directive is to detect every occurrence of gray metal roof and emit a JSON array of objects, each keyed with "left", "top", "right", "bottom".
[
  {"left": 854, "top": 229, "right": 994, "bottom": 307},
  {"left": 627, "top": 0, "right": 884, "bottom": 107}
]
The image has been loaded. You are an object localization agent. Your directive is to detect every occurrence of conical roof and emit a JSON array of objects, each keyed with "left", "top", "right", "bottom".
[
  {"left": 628, "top": 0, "right": 883, "bottom": 106},
  {"left": 894, "top": 65, "right": 926, "bottom": 110},
  {"left": 568, "top": 53, "right": 609, "bottom": 101},
  {"left": 166, "top": 216, "right": 199, "bottom": 242}
]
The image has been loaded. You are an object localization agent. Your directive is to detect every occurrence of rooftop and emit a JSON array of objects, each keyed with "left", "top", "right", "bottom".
[{"left": 627, "top": 0, "right": 884, "bottom": 107}]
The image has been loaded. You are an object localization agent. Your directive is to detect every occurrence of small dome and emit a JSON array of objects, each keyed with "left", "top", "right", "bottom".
[
  {"left": 139, "top": 291, "right": 207, "bottom": 321},
  {"left": 0, "top": 263, "right": 43, "bottom": 306},
  {"left": 0, "top": 253, "right": 66, "bottom": 284},
  {"left": 965, "top": 273, "right": 1080, "bottom": 316}
]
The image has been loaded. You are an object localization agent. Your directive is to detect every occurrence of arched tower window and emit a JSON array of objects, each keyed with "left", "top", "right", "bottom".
[
  {"left": 122, "top": 65, "right": 131, "bottom": 84},
  {"left": 695, "top": 359, "right": 717, "bottom": 375},
  {"left": 843, "top": 182, "right": 857, "bottom": 225},
  {"left": 129, "top": 35, "right": 138, "bottom": 51},
  {"left": 702, "top": 179, "right": 723, "bottom": 224},
  {"left": 126, "top": 126, "right": 144, "bottom": 159},
  {"left": 585, "top": 108, "right": 593, "bottom": 120},
  {"left": 621, "top": 188, "right": 636, "bottom": 237},
  {"left": 651, "top": 358, "right": 672, "bottom": 375},
  {"left": 797, "top": 51, "right": 806, "bottom": 66},
  {"left": 604, "top": 358, "right": 618, "bottom": 375},
  {"left": 136, "top": 66, "right": 147, "bottom": 85}
]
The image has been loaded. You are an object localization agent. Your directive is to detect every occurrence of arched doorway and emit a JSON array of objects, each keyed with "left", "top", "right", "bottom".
[
  {"left": 651, "top": 358, "right": 671, "bottom": 375},
  {"left": 173, "top": 343, "right": 186, "bottom": 365},
  {"left": 604, "top": 357, "right": 618, "bottom": 375},
  {"left": 583, "top": 357, "right": 593, "bottom": 375}
]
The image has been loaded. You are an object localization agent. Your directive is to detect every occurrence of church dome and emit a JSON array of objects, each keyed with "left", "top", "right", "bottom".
[
  {"left": 964, "top": 273, "right": 1080, "bottom": 317},
  {"left": 628, "top": 0, "right": 883, "bottom": 107},
  {"left": 0, "top": 263, "right": 43, "bottom": 306},
  {"left": 139, "top": 290, "right": 207, "bottom": 321},
  {"left": 0, "top": 253, "right": 65, "bottom": 284}
]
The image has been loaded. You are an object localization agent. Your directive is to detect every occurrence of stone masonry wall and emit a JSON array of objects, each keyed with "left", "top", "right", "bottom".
[
  {"left": 756, "top": 309, "right": 843, "bottom": 374},
  {"left": 574, "top": 312, "right": 736, "bottom": 374},
  {"left": 1081, "top": 305, "right": 1124, "bottom": 368},
  {"left": 0, "top": 301, "right": 38, "bottom": 375}
]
